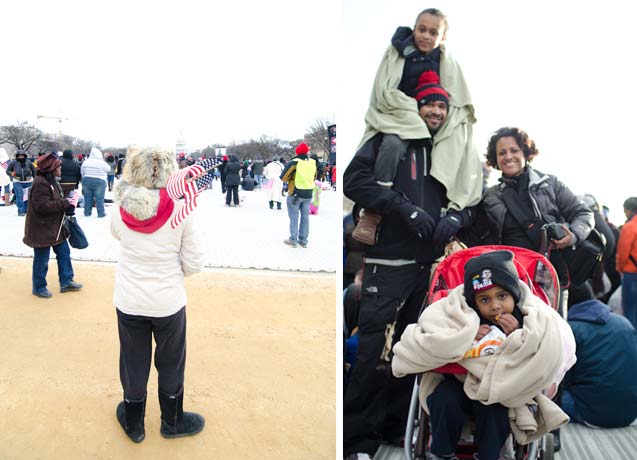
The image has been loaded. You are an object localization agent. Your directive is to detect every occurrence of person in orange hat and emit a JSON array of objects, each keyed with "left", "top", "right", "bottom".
[{"left": 280, "top": 142, "right": 318, "bottom": 248}]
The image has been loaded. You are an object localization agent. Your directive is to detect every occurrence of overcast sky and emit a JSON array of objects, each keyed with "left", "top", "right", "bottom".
[
  {"left": 4, "top": 1, "right": 637, "bottom": 224},
  {"left": 2, "top": 0, "right": 337, "bottom": 150},
  {"left": 340, "top": 0, "right": 637, "bottom": 225}
]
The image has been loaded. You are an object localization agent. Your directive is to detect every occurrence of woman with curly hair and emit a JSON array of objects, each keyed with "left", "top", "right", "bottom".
[{"left": 467, "top": 127, "right": 594, "bottom": 314}]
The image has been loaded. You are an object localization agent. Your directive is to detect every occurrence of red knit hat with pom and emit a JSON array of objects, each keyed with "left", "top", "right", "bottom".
[
  {"left": 295, "top": 143, "right": 309, "bottom": 155},
  {"left": 414, "top": 70, "right": 449, "bottom": 108}
]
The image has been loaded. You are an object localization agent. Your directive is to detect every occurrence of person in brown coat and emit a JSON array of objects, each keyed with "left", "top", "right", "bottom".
[{"left": 23, "top": 152, "right": 82, "bottom": 298}]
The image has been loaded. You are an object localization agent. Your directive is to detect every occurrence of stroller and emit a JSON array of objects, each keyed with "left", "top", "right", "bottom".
[{"left": 403, "top": 245, "right": 560, "bottom": 460}]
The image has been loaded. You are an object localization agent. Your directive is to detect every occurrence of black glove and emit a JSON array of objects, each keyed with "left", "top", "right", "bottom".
[
  {"left": 433, "top": 208, "right": 474, "bottom": 253},
  {"left": 433, "top": 213, "right": 463, "bottom": 246},
  {"left": 397, "top": 201, "right": 435, "bottom": 240}
]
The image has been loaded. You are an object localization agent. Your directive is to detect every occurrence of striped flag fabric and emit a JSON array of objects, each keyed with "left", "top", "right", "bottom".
[{"left": 165, "top": 157, "right": 223, "bottom": 229}]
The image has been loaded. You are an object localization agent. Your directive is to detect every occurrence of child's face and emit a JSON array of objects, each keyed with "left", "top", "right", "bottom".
[
  {"left": 414, "top": 13, "right": 446, "bottom": 53},
  {"left": 474, "top": 286, "right": 515, "bottom": 323}
]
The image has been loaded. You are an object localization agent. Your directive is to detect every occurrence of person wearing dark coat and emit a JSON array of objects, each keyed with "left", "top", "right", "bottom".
[
  {"left": 219, "top": 156, "right": 228, "bottom": 194},
  {"left": 251, "top": 160, "right": 264, "bottom": 187},
  {"left": 342, "top": 87, "right": 476, "bottom": 458},
  {"left": 6, "top": 150, "right": 36, "bottom": 216},
  {"left": 241, "top": 176, "right": 256, "bottom": 191},
  {"left": 60, "top": 149, "right": 82, "bottom": 198},
  {"left": 224, "top": 155, "right": 242, "bottom": 206},
  {"left": 562, "top": 282, "right": 637, "bottom": 427},
  {"left": 23, "top": 153, "right": 82, "bottom": 298}
]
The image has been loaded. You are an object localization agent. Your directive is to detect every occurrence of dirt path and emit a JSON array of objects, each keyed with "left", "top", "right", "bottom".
[{"left": 0, "top": 257, "right": 335, "bottom": 460}]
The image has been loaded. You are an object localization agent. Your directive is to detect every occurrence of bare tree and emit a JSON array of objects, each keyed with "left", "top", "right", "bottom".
[
  {"left": 0, "top": 122, "right": 42, "bottom": 154},
  {"left": 305, "top": 117, "right": 333, "bottom": 159}
]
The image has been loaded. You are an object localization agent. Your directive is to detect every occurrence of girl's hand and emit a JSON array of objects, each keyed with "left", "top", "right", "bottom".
[
  {"left": 475, "top": 324, "right": 491, "bottom": 341},
  {"left": 496, "top": 313, "right": 520, "bottom": 336}
]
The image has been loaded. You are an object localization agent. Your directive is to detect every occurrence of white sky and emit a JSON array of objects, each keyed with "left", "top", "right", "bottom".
[
  {"left": 340, "top": 0, "right": 637, "bottom": 226},
  {"left": 1, "top": 0, "right": 337, "bottom": 150}
]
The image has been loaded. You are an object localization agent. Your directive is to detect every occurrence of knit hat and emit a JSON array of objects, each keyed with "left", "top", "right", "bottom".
[
  {"left": 37, "top": 152, "right": 62, "bottom": 173},
  {"left": 464, "top": 250, "right": 521, "bottom": 309},
  {"left": 295, "top": 143, "right": 309, "bottom": 155},
  {"left": 414, "top": 70, "right": 449, "bottom": 108},
  {"left": 16, "top": 150, "right": 27, "bottom": 158}
]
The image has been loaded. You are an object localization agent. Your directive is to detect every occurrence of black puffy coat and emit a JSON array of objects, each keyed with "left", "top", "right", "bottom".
[
  {"left": 60, "top": 153, "right": 81, "bottom": 187},
  {"left": 224, "top": 157, "right": 242, "bottom": 187}
]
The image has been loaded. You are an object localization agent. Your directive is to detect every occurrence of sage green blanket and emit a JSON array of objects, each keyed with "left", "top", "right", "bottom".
[{"left": 359, "top": 44, "right": 483, "bottom": 210}]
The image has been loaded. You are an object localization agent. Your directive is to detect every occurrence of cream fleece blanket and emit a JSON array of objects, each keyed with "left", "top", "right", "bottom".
[
  {"left": 358, "top": 44, "right": 483, "bottom": 210},
  {"left": 392, "top": 281, "right": 575, "bottom": 444}
]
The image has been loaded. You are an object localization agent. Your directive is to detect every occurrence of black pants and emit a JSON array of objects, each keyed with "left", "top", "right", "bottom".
[
  {"left": 343, "top": 262, "right": 430, "bottom": 456},
  {"left": 226, "top": 185, "right": 239, "bottom": 205},
  {"left": 427, "top": 377, "right": 510, "bottom": 460},
  {"left": 117, "top": 307, "right": 187, "bottom": 401}
]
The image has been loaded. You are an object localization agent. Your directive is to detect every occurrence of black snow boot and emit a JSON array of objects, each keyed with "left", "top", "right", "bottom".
[
  {"left": 159, "top": 391, "right": 205, "bottom": 439},
  {"left": 276, "top": 202, "right": 282, "bottom": 210},
  {"left": 269, "top": 200, "right": 274, "bottom": 209},
  {"left": 116, "top": 398, "right": 146, "bottom": 443}
]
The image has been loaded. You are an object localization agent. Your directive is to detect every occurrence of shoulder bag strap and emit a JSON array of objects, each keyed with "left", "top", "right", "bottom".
[{"left": 501, "top": 187, "right": 549, "bottom": 256}]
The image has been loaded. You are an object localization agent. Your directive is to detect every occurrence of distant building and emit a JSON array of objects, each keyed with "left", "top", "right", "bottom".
[{"left": 175, "top": 131, "right": 188, "bottom": 156}]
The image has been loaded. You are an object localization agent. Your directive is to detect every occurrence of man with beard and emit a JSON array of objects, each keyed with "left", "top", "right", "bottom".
[{"left": 343, "top": 76, "right": 478, "bottom": 459}]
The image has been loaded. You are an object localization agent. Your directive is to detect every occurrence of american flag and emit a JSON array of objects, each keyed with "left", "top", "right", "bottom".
[
  {"left": 166, "top": 157, "right": 223, "bottom": 229},
  {"left": 193, "top": 157, "right": 222, "bottom": 190}
]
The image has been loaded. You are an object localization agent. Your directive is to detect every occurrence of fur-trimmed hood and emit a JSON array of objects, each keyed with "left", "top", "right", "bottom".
[
  {"left": 115, "top": 180, "right": 163, "bottom": 220},
  {"left": 114, "top": 147, "right": 177, "bottom": 221}
]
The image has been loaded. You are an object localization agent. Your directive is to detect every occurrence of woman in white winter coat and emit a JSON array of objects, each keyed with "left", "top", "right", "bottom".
[{"left": 110, "top": 147, "right": 205, "bottom": 443}]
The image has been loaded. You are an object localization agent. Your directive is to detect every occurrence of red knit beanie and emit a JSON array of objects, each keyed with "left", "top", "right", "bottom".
[
  {"left": 295, "top": 143, "right": 309, "bottom": 155},
  {"left": 414, "top": 70, "right": 449, "bottom": 108}
]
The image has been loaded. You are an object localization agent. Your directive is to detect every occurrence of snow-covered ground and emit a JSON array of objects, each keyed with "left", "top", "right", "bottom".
[{"left": 0, "top": 180, "right": 338, "bottom": 272}]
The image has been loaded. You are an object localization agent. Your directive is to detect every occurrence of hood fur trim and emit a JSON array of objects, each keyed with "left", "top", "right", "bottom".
[{"left": 114, "top": 180, "right": 161, "bottom": 220}]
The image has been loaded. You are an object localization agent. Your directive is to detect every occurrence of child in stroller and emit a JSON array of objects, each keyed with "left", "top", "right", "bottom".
[{"left": 392, "top": 247, "right": 575, "bottom": 460}]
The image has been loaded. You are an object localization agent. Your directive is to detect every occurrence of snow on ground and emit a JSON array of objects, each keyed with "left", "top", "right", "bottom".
[{"left": 0, "top": 180, "right": 338, "bottom": 272}]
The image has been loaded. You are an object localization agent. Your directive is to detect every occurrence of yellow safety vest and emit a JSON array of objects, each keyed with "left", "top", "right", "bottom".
[{"left": 294, "top": 158, "right": 317, "bottom": 190}]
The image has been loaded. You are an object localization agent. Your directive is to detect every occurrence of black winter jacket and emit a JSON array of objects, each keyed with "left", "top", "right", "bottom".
[
  {"left": 471, "top": 167, "right": 593, "bottom": 246},
  {"left": 224, "top": 158, "right": 242, "bottom": 187},
  {"left": 343, "top": 133, "right": 447, "bottom": 263},
  {"left": 465, "top": 167, "right": 594, "bottom": 285},
  {"left": 7, "top": 159, "right": 35, "bottom": 182},
  {"left": 60, "top": 157, "right": 81, "bottom": 186}
]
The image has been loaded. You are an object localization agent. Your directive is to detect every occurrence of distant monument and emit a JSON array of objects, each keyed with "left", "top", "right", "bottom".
[{"left": 175, "top": 130, "right": 187, "bottom": 156}]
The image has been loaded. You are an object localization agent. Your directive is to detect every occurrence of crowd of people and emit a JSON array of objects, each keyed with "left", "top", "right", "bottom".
[
  {"left": 342, "top": 7, "right": 637, "bottom": 460},
  {"left": 1, "top": 140, "right": 335, "bottom": 300}
]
